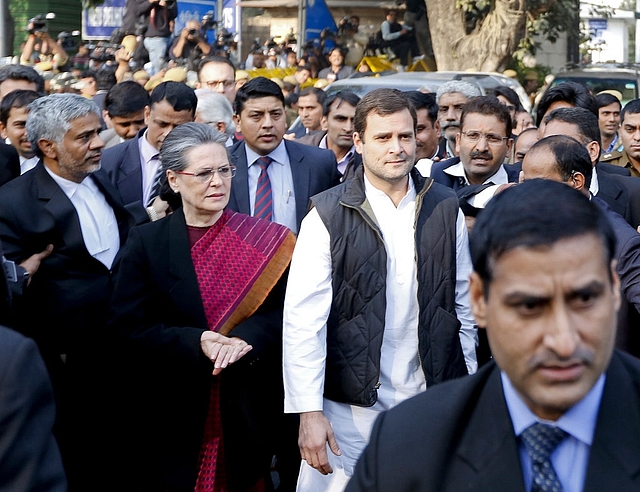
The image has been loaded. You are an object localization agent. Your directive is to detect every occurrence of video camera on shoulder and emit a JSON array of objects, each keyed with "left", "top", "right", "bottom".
[{"left": 27, "top": 13, "right": 56, "bottom": 34}]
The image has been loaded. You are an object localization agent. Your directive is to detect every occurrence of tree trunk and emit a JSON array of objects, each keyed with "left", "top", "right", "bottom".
[{"left": 426, "top": 0, "right": 526, "bottom": 72}]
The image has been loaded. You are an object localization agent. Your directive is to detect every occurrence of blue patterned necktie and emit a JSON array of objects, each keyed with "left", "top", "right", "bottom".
[
  {"left": 521, "top": 423, "right": 569, "bottom": 492},
  {"left": 254, "top": 156, "right": 273, "bottom": 221}
]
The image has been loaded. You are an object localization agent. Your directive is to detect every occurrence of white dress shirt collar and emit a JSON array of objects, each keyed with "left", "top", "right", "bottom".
[
  {"left": 246, "top": 139, "right": 288, "bottom": 168},
  {"left": 444, "top": 160, "right": 509, "bottom": 185}
]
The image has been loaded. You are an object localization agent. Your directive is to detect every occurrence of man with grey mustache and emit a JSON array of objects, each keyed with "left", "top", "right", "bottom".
[{"left": 435, "top": 80, "right": 481, "bottom": 159}]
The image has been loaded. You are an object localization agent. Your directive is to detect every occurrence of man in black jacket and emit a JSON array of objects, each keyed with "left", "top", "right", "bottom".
[{"left": 283, "top": 88, "right": 476, "bottom": 490}]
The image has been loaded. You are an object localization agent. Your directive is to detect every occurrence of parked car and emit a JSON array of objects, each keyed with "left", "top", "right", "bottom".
[{"left": 543, "top": 65, "right": 640, "bottom": 107}]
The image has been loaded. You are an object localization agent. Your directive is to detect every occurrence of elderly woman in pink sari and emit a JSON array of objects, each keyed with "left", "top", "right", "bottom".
[{"left": 109, "top": 123, "right": 295, "bottom": 491}]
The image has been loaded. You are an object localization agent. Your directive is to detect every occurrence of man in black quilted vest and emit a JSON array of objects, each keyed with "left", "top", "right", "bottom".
[{"left": 283, "top": 88, "right": 478, "bottom": 492}]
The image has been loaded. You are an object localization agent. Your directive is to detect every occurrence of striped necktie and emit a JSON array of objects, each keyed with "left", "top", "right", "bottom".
[
  {"left": 254, "top": 156, "right": 273, "bottom": 221},
  {"left": 521, "top": 423, "right": 568, "bottom": 492},
  {"left": 147, "top": 155, "right": 162, "bottom": 206}
]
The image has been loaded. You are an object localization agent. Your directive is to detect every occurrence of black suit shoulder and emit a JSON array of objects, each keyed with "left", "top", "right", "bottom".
[
  {"left": 598, "top": 161, "right": 631, "bottom": 176},
  {"left": 0, "top": 142, "right": 20, "bottom": 187},
  {"left": 0, "top": 326, "right": 66, "bottom": 491}
]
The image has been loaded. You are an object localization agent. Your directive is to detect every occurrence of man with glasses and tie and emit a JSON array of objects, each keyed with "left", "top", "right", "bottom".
[
  {"left": 429, "top": 96, "right": 520, "bottom": 224},
  {"left": 346, "top": 179, "right": 640, "bottom": 492},
  {"left": 196, "top": 56, "right": 238, "bottom": 105},
  {"left": 227, "top": 77, "right": 339, "bottom": 234},
  {"left": 430, "top": 96, "right": 519, "bottom": 191},
  {"left": 102, "top": 81, "right": 197, "bottom": 224}
]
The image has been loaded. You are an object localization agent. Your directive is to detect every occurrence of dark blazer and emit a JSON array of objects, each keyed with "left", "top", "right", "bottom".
[
  {"left": 108, "top": 209, "right": 292, "bottom": 489},
  {"left": 594, "top": 196, "right": 640, "bottom": 356},
  {"left": 597, "top": 170, "right": 640, "bottom": 228},
  {"left": 227, "top": 139, "right": 340, "bottom": 232},
  {"left": 0, "top": 142, "right": 20, "bottom": 187},
  {"left": 599, "top": 161, "right": 631, "bottom": 176},
  {"left": 100, "top": 128, "right": 150, "bottom": 224},
  {"left": 0, "top": 162, "right": 134, "bottom": 487},
  {"left": 0, "top": 326, "right": 66, "bottom": 492},
  {"left": 347, "top": 351, "right": 640, "bottom": 492},
  {"left": 0, "top": 162, "right": 133, "bottom": 352}
]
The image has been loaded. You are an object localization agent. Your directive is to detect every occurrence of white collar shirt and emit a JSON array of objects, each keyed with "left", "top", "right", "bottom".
[
  {"left": 19, "top": 155, "right": 39, "bottom": 175},
  {"left": 283, "top": 173, "right": 477, "bottom": 483},
  {"left": 44, "top": 167, "right": 120, "bottom": 269}
]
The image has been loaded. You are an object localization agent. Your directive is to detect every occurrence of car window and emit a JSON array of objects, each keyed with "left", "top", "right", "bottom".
[{"left": 551, "top": 76, "right": 637, "bottom": 106}]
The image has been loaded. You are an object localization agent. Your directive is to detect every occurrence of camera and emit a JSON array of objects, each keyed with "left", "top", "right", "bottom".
[
  {"left": 27, "top": 13, "right": 55, "bottom": 34},
  {"left": 201, "top": 11, "right": 217, "bottom": 31},
  {"left": 188, "top": 28, "right": 198, "bottom": 36}
]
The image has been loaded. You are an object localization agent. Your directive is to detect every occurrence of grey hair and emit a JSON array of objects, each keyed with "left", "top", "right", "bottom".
[
  {"left": 26, "top": 93, "right": 101, "bottom": 157},
  {"left": 195, "top": 89, "right": 236, "bottom": 136},
  {"left": 436, "top": 80, "right": 482, "bottom": 103},
  {"left": 160, "top": 122, "right": 229, "bottom": 172}
]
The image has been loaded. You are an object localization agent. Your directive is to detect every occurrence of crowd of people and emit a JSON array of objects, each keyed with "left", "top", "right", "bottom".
[{"left": 1, "top": 4, "right": 640, "bottom": 492}]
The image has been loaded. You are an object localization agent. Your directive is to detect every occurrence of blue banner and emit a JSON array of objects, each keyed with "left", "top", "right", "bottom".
[
  {"left": 83, "top": 0, "right": 126, "bottom": 40},
  {"left": 305, "top": 0, "right": 336, "bottom": 42},
  {"left": 176, "top": 0, "right": 218, "bottom": 43}
]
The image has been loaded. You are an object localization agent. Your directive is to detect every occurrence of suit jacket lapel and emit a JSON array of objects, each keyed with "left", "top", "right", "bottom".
[
  {"left": 285, "top": 140, "right": 310, "bottom": 225},
  {"left": 229, "top": 143, "right": 251, "bottom": 215},
  {"left": 167, "top": 210, "right": 208, "bottom": 327},
  {"left": 584, "top": 352, "right": 640, "bottom": 491},
  {"left": 454, "top": 366, "right": 526, "bottom": 491},
  {"left": 117, "top": 136, "right": 144, "bottom": 204},
  {"left": 35, "top": 163, "right": 87, "bottom": 256}
]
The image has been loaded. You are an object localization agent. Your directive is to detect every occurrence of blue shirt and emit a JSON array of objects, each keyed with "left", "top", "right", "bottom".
[{"left": 501, "top": 371, "right": 605, "bottom": 492}]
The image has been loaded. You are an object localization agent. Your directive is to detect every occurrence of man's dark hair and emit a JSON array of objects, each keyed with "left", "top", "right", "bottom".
[
  {"left": 528, "top": 134, "right": 593, "bottom": 188},
  {"left": 536, "top": 81, "right": 597, "bottom": 127},
  {"left": 79, "top": 70, "right": 97, "bottom": 81},
  {"left": 544, "top": 106, "right": 601, "bottom": 149},
  {"left": 470, "top": 179, "right": 615, "bottom": 292},
  {"left": 104, "top": 81, "right": 151, "bottom": 117},
  {"left": 354, "top": 88, "right": 416, "bottom": 137},
  {"left": 197, "top": 55, "right": 236, "bottom": 75},
  {"left": 491, "top": 86, "right": 522, "bottom": 111},
  {"left": 0, "top": 90, "right": 42, "bottom": 125},
  {"left": 406, "top": 91, "right": 438, "bottom": 123},
  {"left": 323, "top": 91, "right": 360, "bottom": 116},
  {"left": 234, "top": 76, "right": 285, "bottom": 115},
  {"left": 150, "top": 81, "right": 198, "bottom": 116},
  {"left": 299, "top": 87, "right": 327, "bottom": 106},
  {"left": 460, "top": 96, "right": 512, "bottom": 137},
  {"left": 620, "top": 98, "right": 640, "bottom": 123},
  {"left": 0, "top": 65, "right": 45, "bottom": 94},
  {"left": 595, "top": 93, "right": 621, "bottom": 111},
  {"left": 95, "top": 67, "right": 117, "bottom": 92}
]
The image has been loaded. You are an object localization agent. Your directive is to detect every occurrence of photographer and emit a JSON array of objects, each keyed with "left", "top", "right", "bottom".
[
  {"left": 132, "top": 0, "right": 177, "bottom": 75},
  {"left": 19, "top": 16, "right": 68, "bottom": 69},
  {"left": 380, "top": 8, "right": 418, "bottom": 69},
  {"left": 169, "top": 20, "right": 211, "bottom": 71}
]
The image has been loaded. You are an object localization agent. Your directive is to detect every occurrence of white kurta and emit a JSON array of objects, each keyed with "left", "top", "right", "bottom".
[{"left": 283, "top": 174, "right": 477, "bottom": 492}]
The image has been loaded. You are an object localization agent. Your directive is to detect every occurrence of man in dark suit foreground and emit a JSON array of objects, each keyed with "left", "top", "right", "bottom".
[
  {"left": 0, "top": 93, "right": 133, "bottom": 489},
  {"left": 0, "top": 326, "right": 66, "bottom": 491},
  {"left": 347, "top": 179, "right": 640, "bottom": 491},
  {"left": 228, "top": 77, "right": 339, "bottom": 234}
]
